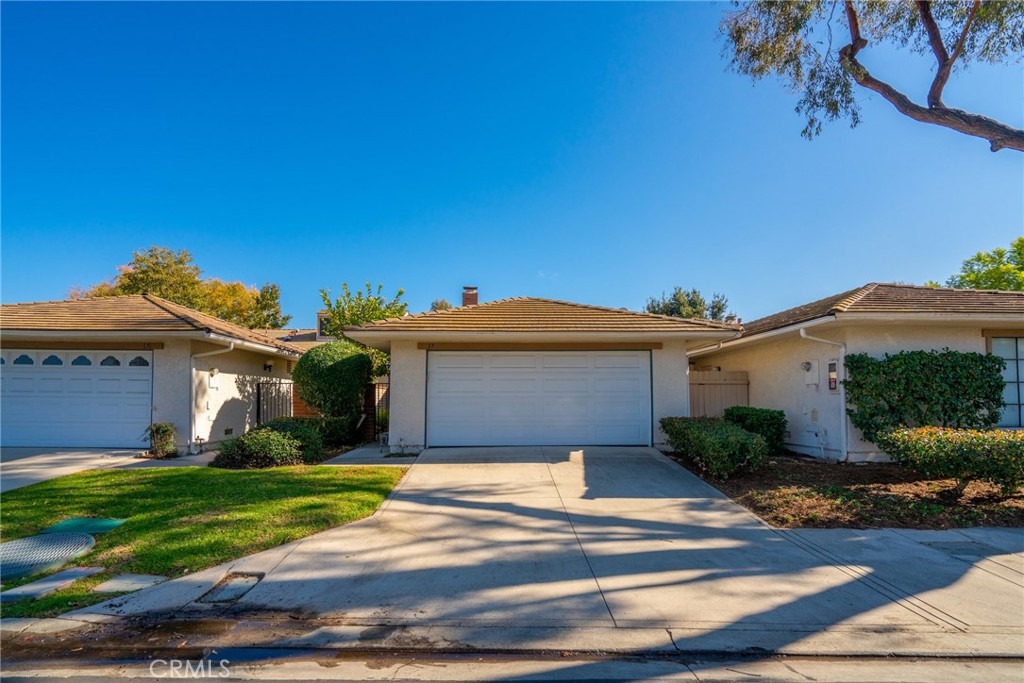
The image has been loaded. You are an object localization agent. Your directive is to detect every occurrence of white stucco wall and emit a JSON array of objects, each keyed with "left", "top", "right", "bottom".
[
  {"left": 652, "top": 341, "right": 690, "bottom": 449},
  {"left": 151, "top": 339, "right": 193, "bottom": 448},
  {"left": 388, "top": 340, "right": 427, "bottom": 452},
  {"left": 697, "top": 330, "right": 848, "bottom": 459},
  {"left": 386, "top": 341, "right": 692, "bottom": 452},
  {"left": 697, "top": 323, "right": 993, "bottom": 461},
  {"left": 191, "top": 341, "right": 294, "bottom": 447}
]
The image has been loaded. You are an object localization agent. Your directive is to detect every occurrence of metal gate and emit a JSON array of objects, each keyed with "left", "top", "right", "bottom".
[{"left": 256, "top": 381, "right": 294, "bottom": 424}]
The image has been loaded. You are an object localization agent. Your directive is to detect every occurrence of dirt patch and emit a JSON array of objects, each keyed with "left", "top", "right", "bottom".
[{"left": 666, "top": 453, "right": 1024, "bottom": 529}]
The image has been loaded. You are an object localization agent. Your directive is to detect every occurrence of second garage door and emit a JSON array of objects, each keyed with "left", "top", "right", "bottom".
[{"left": 426, "top": 350, "right": 652, "bottom": 446}]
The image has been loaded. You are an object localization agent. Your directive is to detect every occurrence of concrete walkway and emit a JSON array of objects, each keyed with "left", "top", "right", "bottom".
[
  {"left": 0, "top": 447, "right": 215, "bottom": 492},
  {"left": 11, "top": 447, "right": 1024, "bottom": 658}
]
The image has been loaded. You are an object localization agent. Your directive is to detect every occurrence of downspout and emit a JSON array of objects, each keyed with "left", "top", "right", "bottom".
[
  {"left": 190, "top": 338, "right": 235, "bottom": 454},
  {"left": 799, "top": 327, "right": 848, "bottom": 462}
]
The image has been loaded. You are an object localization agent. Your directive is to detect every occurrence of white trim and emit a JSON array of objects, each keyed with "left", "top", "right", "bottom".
[{"left": 688, "top": 317, "right": 838, "bottom": 357}]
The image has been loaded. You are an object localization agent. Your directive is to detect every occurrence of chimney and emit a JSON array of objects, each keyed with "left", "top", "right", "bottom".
[{"left": 462, "top": 286, "right": 478, "bottom": 307}]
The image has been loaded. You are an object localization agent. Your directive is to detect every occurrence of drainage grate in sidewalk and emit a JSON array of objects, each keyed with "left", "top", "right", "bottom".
[{"left": 196, "top": 573, "right": 263, "bottom": 604}]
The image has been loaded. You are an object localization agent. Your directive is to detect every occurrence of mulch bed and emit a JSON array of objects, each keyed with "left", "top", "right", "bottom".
[{"left": 665, "top": 452, "right": 1024, "bottom": 529}]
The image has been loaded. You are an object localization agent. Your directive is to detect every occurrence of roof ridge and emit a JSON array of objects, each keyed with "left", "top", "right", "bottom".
[
  {"left": 832, "top": 283, "right": 878, "bottom": 312},
  {"left": 359, "top": 297, "right": 529, "bottom": 327},
  {"left": 1, "top": 293, "right": 150, "bottom": 308},
  {"left": 144, "top": 294, "right": 304, "bottom": 353},
  {"left": 521, "top": 297, "right": 738, "bottom": 330},
  {"left": 142, "top": 294, "right": 207, "bottom": 332}
]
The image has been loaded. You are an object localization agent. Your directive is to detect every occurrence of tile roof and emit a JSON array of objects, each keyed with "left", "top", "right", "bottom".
[
  {"left": 1, "top": 295, "right": 304, "bottom": 355},
  {"left": 346, "top": 297, "right": 739, "bottom": 333},
  {"left": 741, "top": 283, "right": 1024, "bottom": 337},
  {"left": 257, "top": 328, "right": 323, "bottom": 351}
]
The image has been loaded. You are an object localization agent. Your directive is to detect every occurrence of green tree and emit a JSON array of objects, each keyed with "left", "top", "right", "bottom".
[
  {"left": 430, "top": 298, "right": 452, "bottom": 311},
  {"left": 722, "top": 1, "right": 1024, "bottom": 152},
  {"left": 76, "top": 246, "right": 292, "bottom": 328},
  {"left": 646, "top": 287, "right": 735, "bottom": 322},
  {"left": 937, "top": 237, "right": 1024, "bottom": 290},
  {"left": 319, "top": 282, "right": 407, "bottom": 376}
]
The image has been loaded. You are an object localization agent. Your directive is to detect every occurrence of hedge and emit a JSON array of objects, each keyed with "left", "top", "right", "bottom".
[
  {"left": 661, "top": 417, "right": 769, "bottom": 480},
  {"left": 723, "top": 406, "right": 787, "bottom": 454},
  {"left": 211, "top": 430, "right": 303, "bottom": 469},
  {"left": 292, "top": 341, "right": 372, "bottom": 418},
  {"left": 256, "top": 417, "right": 324, "bottom": 463},
  {"left": 876, "top": 427, "right": 1024, "bottom": 498},
  {"left": 844, "top": 349, "right": 1005, "bottom": 443}
]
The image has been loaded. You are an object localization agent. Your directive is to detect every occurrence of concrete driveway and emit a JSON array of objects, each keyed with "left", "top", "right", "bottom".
[
  {"left": 65, "top": 446, "right": 1024, "bottom": 657},
  {"left": 0, "top": 447, "right": 214, "bottom": 492}
]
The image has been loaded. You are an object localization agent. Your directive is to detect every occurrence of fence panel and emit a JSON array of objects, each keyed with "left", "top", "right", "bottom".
[
  {"left": 689, "top": 370, "right": 748, "bottom": 418},
  {"left": 257, "top": 380, "right": 294, "bottom": 424}
]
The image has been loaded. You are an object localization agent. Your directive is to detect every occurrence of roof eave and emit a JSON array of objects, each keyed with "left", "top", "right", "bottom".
[{"left": 345, "top": 328, "right": 739, "bottom": 352}]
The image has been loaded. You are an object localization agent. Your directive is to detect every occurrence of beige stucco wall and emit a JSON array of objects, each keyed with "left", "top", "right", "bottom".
[
  {"left": 386, "top": 341, "right": 692, "bottom": 452},
  {"left": 191, "top": 341, "right": 294, "bottom": 447},
  {"left": 697, "top": 323, "right": 993, "bottom": 461},
  {"left": 388, "top": 340, "right": 428, "bottom": 452},
  {"left": 652, "top": 341, "right": 690, "bottom": 449},
  {"left": 697, "top": 329, "right": 849, "bottom": 459},
  {"left": 151, "top": 339, "right": 193, "bottom": 448}
]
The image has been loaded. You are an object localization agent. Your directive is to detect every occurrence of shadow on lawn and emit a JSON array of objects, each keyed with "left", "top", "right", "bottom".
[{"left": 49, "top": 448, "right": 1024, "bottom": 679}]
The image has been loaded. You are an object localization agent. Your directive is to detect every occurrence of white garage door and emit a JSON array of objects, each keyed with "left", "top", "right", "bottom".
[
  {"left": 427, "top": 351, "right": 652, "bottom": 446},
  {"left": 1, "top": 350, "right": 154, "bottom": 448}
]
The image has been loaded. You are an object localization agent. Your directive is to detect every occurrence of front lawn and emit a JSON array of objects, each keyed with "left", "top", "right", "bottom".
[
  {"left": 669, "top": 453, "right": 1024, "bottom": 529},
  {"left": 0, "top": 465, "right": 406, "bottom": 617}
]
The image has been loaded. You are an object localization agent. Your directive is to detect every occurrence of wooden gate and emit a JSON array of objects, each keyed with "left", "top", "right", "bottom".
[{"left": 689, "top": 370, "right": 749, "bottom": 418}]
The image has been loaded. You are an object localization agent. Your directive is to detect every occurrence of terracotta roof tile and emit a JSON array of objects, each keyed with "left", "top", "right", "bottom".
[
  {"left": 741, "top": 283, "right": 1024, "bottom": 338},
  {"left": 346, "top": 297, "right": 738, "bottom": 333},
  {"left": 257, "top": 328, "right": 323, "bottom": 351},
  {"left": 1, "top": 295, "right": 303, "bottom": 355}
]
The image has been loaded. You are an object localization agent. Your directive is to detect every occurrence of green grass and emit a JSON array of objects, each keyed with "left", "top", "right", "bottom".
[{"left": 0, "top": 465, "right": 406, "bottom": 618}]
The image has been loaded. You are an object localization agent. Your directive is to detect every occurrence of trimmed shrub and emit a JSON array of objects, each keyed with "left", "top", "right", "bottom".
[
  {"left": 292, "top": 341, "right": 372, "bottom": 418},
  {"left": 210, "top": 430, "right": 303, "bottom": 469},
  {"left": 844, "top": 349, "right": 1005, "bottom": 443},
  {"left": 724, "top": 406, "right": 787, "bottom": 454},
  {"left": 314, "top": 415, "right": 360, "bottom": 447},
  {"left": 143, "top": 422, "right": 177, "bottom": 458},
  {"left": 876, "top": 427, "right": 1024, "bottom": 498},
  {"left": 661, "top": 417, "right": 769, "bottom": 480},
  {"left": 256, "top": 417, "right": 324, "bottom": 463}
]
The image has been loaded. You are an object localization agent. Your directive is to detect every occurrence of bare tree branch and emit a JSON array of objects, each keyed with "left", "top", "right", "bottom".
[{"left": 841, "top": 1, "right": 1024, "bottom": 152}]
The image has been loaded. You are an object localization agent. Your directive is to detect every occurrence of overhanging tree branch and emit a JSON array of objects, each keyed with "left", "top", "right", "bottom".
[{"left": 841, "top": 0, "right": 1024, "bottom": 152}]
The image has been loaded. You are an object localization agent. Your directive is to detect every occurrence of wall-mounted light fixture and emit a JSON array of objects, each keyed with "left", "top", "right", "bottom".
[
  {"left": 263, "top": 360, "right": 274, "bottom": 372},
  {"left": 801, "top": 361, "right": 813, "bottom": 371}
]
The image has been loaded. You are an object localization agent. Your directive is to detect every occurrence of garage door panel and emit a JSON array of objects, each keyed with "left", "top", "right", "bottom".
[
  {"left": 1, "top": 349, "right": 153, "bottom": 448},
  {"left": 427, "top": 351, "right": 651, "bottom": 447}
]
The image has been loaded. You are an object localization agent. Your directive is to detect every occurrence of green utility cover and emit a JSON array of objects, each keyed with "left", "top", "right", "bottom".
[{"left": 40, "top": 518, "right": 126, "bottom": 535}]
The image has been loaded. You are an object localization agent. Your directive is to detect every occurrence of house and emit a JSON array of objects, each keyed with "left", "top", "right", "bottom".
[
  {"left": 0, "top": 295, "right": 302, "bottom": 451},
  {"left": 344, "top": 287, "right": 739, "bottom": 451},
  {"left": 687, "top": 283, "right": 1024, "bottom": 461}
]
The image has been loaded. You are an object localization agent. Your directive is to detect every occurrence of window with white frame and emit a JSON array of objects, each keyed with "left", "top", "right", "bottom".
[{"left": 993, "top": 337, "right": 1023, "bottom": 428}]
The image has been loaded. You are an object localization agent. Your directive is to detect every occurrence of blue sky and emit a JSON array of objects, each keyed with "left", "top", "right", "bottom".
[{"left": 2, "top": 2, "right": 1021, "bottom": 325}]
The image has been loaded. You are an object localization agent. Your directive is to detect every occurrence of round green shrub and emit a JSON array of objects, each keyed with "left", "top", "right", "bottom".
[
  {"left": 210, "top": 430, "right": 303, "bottom": 469},
  {"left": 256, "top": 417, "right": 324, "bottom": 463},
  {"left": 660, "top": 417, "right": 768, "bottom": 480},
  {"left": 292, "top": 341, "right": 372, "bottom": 418}
]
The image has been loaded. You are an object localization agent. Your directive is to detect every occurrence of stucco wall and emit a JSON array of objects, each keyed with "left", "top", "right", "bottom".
[
  {"left": 697, "top": 323, "right": 992, "bottom": 461},
  {"left": 191, "top": 341, "right": 294, "bottom": 447},
  {"left": 151, "top": 339, "right": 193, "bottom": 448},
  {"left": 388, "top": 340, "right": 427, "bottom": 452},
  {"left": 652, "top": 341, "right": 690, "bottom": 449},
  {"left": 697, "top": 330, "right": 848, "bottom": 459}
]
